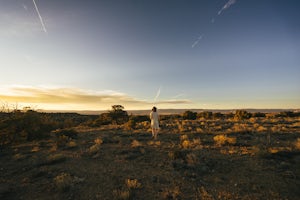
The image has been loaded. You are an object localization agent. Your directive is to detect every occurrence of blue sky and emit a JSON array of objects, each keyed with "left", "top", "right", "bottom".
[{"left": 0, "top": 0, "right": 299, "bottom": 110}]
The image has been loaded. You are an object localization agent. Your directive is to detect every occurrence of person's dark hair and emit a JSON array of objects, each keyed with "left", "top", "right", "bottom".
[{"left": 152, "top": 106, "right": 157, "bottom": 112}]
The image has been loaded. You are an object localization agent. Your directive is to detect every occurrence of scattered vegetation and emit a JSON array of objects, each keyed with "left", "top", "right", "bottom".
[{"left": 0, "top": 106, "right": 300, "bottom": 199}]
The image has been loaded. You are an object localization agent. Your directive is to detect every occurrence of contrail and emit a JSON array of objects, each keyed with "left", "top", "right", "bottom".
[
  {"left": 22, "top": 4, "right": 28, "bottom": 11},
  {"left": 191, "top": 34, "right": 203, "bottom": 48},
  {"left": 218, "top": 0, "right": 237, "bottom": 15},
  {"left": 32, "top": 0, "right": 47, "bottom": 33},
  {"left": 153, "top": 87, "right": 161, "bottom": 104}
]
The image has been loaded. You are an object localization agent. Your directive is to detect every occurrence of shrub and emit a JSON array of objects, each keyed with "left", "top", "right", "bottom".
[
  {"left": 124, "top": 120, "right": 136, "bottom": 130},
  {"left": 53, "top": 172, "right": 73, "bottom": 191},
  {"left": 88, "top": 137, "right": 102, "bottom": 154},
  {"left": 89, "top": 144, "right": 101, "bottom": 155},
  {"left": 67, "top": 140, "right": 77, "bottom": 148},
  {"left": 252, "top": 112, "right": 266, "bottom": 118},
  {"left": 125, "top": 179, "right": 142, "bottom": 189},
  {"left": 213, "top": 135, "right": 236, "bottom": 146},
  {"left": 0, "top": 110, "right": 55, "bottom": 144},
  {"left": 162, "top": 186, "right": 180, "bottom": 200},
  {"left": 181, "top": 140, "right": 191, "bottom": 149},
  {"left": 234, "top": 110, "right": 252, "bottom": 120},
  {"left": 113, "top": 189, "right": 131, "bottom": 200},
  {"left": 197, "top": 111, "right": 213, "bottom": 119},
  {"left": 131, "top": 140, "right": 142, "bottom": 148},
  {"left": 182, "top": 111, "right": 197, "bottom": 120},
  {"left": 55, "top": 129, "right": 78, "bottom": 139},
  {"left": 213, "top": 112, "right": 224, "bottom": 119}
]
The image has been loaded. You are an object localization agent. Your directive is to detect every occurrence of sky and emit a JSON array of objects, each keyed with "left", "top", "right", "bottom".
[{"left": 0, "top": 0, "right": 299, "bottom": 111}]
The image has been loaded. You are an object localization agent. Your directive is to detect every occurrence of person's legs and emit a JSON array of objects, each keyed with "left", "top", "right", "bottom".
[
  {"left": 154, "top": 128, "right": 159, "bottom": 139},
  {"left": 152, "top": 128, "right": 155, "bottom": 138}
]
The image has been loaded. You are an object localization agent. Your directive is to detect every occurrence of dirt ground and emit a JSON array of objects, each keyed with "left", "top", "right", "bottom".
[{"left": 1, "top": 127, "right": 300, "bottom": 200}]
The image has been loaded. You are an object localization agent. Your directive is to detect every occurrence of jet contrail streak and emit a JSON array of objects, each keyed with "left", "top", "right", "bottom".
[
  {"left": 22, "top": 4, "right": 28, "bottom": 11},
  {"left": 153, "top": 87, "right": 161, "bottom": 103},
  {"left": 32, "top": 0, "right": 47, "bottom": 33},
  {"left": 191, "top": 35, "right": 203, "bottom": 48},
  {"left": 218, "top": 0, "right": 237, "bottom": 15}
]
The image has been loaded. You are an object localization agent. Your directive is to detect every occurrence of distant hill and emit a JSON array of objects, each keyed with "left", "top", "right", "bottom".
[{"left": 38, "top": 108, "right": 299, "bottom": 115}]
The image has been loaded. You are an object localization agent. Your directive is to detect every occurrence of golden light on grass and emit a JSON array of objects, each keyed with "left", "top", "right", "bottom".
[
  {"left": 181, "top": 140, "right": 191, "bottom": 149},
  {"left": 295, "top": 138, "right": 300, "bottom": 150},
  {"left": 67, "top": 140, "right": 77, "bottom": 148},
  {"left": 125, "top": 179, "right": 142, "bottom": 189},
  {"left": 89, "top": 144, "right": 101, "bottom": 154},
  {"left": 147, "top": 140, "right": 161, "bottom": 146},
  {"left": 213, "top": 134, "right": 236, "bottom": 146},
  {"left": 131, "top": 140, "right": 142, "bottom": 148},
  {"left": 31, "top": 146, "right": 39, "bottom": 152},
  {"left": 94, "top": 137, "right": 103, "bottom": 145}
]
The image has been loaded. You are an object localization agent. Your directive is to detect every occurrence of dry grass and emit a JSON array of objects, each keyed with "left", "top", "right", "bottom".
[
  {"left": 67, "top": 140, "right": 77, "bottom": 148},
  {"left": 294, "top": 138, "right": 300, "bottom": 150},
  {"left": 94, "top": 137, "right": 103, "bottom": 145},
  {"left": 113, "top": 189, "right": 131, "bottom": 200},
  {"left": 196, "top": 186, "right": 214, "bottom": 200},
  {"left": 213, "top": 134, "right": 236, "bottom": 146},
  {"left": 125, "top": 179, "right": 142, "bottom": 189},
  {"left": 131, "top": 139, "right": 142, "bottom": 148},
  {"left": 162, "top": 186, "right": 181, "bottom": 200},
  {"left": 53, "top": 172, "right": 73, "bottom": 191}
]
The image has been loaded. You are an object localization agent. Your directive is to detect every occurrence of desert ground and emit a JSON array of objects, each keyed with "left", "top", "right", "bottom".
[{"left": 1, "top": 110, "right": 300, "bottom": 199}]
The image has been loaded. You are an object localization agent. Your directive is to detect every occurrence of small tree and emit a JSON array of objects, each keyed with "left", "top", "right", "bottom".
[
  {"left": 109, "top": 105, "right": 129, "bottom": 124},
  {"left": 111, "top": 105, "right": 125, "bottom": 112}
]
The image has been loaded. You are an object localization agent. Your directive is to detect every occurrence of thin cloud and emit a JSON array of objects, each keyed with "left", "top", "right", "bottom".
[
  {"left": 218, "top": 0, "right": 237, "bottom": 15},
  {"left": 156, "top": 99, "right": 191, "bottom": 104},
  {"left": 172, "top": 93, "right": 185, "bottom": 99},
  {"left": 0, "top": 86, "right": 191, "bottom": 110}
]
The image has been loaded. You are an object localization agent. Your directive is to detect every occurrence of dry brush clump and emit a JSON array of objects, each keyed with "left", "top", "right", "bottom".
[
  {"left": 131, "top": 139, "right": 143, "bottom": 148},
  {"left": 162, "top": 186, "right": 181, "bottom": 200},
  {"left": 195, "top": 186, "right": 214, "bottom": 200},
  {"left": 295, "top": 138, "right": 300, "bottom": 150},
  {"left": 213, "top": 134, "right": 236, "bottom": 146},
  {"left": 125, "top": 179, "right": 142, "bottom": 189},
  {"left": 179, "top": 134, "right": 202, "bottom": 149},
  {"left": 88, "top": 137, "right": 103, "bottom": 155},
  {"left": 53, "top": 172, "right": 73, "bottom": 191},
  {"left": 53, "top": 172, "right": 84, "bottom": 192},
  {"left": 113, "top": 179, "right": 142, "bottom": 200},
  {"left": 113, "top": 189, "right": 131, "bottom": 200}
]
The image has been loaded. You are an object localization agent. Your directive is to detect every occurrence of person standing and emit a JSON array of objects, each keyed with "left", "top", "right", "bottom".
[{"left": 150, "top": 106, "right": 159, "bottom": 139}]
